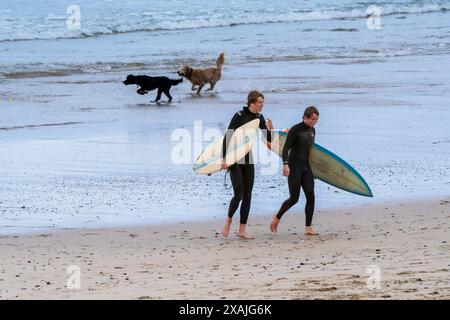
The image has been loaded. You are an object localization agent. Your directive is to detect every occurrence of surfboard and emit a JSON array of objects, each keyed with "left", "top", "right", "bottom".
[
  {"left": 193, "top": 119, "right": 260, "bottom": 175},
  {"left": 271, "top": 130, "right": 373, "bottom": 197}
]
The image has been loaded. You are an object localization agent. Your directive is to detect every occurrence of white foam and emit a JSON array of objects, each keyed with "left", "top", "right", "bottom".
[{"left": 1, "top": 2, "right": 449, "bottom": 42}]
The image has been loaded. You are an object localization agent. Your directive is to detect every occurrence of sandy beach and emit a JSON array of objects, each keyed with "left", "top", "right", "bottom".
[
  {"left": 1, "top": 198, "right": 449, "bottom": 300},
  {"left": 1, "top": 1, "right": 450, "bottom": 301}
]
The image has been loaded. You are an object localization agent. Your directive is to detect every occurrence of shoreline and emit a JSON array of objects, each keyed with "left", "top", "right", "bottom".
[
  {"left": 0, "top": 194, "right": 442, "bottom": 238},
  {"left": 1, "top": 197, "right": 449, "bottom": 299}
]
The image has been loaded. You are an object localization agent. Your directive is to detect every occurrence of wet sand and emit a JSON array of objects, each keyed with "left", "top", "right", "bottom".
[{"left": 1, "top": 198, "right": 449, "bottom": 299}]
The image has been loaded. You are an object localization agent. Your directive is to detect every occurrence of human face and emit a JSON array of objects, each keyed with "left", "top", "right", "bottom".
[
  {"left": 303, "top": 113, "right": 319, "bottom": 128},
  {"left": 249, "top": 97, "right": 264, "bottom": 113}
]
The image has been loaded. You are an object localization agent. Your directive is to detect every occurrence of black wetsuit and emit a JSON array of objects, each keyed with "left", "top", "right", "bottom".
[
  {"left": 222, "top": 106, "right": 271, "bottom": 224},
  {"left": 276, "top": 121, "right": 315, "bottom": 226}
]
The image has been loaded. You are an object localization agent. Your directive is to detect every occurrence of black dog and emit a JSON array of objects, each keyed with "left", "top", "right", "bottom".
[{"left": 123, "top": 74, "right": 183, "bottom": 103}]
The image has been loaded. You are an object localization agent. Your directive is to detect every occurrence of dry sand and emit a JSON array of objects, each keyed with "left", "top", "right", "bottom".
[{"left": 1, "top": 198, "right": 449, "bottom": 300}]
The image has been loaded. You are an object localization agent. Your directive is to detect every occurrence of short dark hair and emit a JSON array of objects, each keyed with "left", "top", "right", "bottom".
[
  {"left": 247, "top": 90, "right": 264, "bottom": 107},
  {"left": 303, "top": 106, "right": 319, "bottom": 118}
]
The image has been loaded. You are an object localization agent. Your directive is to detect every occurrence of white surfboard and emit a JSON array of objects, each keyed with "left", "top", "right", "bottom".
[{"left": 193, "top": 119, "right": 260, "bottom": 175}]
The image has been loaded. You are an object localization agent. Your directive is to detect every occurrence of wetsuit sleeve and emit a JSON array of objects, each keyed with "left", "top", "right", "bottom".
[
  {"left": 282, "top": 125, "right": 298, "bottom": 164},
  {"left": 222, "top": 113, "right": 240, "bottom": 159},
  {"left": 258, "top": 114, "right": 272, "bottom": 143}
]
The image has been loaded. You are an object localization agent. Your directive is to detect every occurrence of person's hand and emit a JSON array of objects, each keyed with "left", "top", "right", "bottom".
[
  {"left": 266, "top": 142, "right": 272, "bottom": 150},
  {"left": 221, "top": 159, "right": 228, "bottom": 170},
  {"left": 266, "top": 118, "right": 273, "bottom": 131},
  {"left": 283, "top": 164, "right": 290, "bottom": 177}
]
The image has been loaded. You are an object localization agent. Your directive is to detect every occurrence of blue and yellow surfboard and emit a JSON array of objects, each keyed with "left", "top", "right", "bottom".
[{"left": 272, "top": 130, "right": 373, "bottom": 197}]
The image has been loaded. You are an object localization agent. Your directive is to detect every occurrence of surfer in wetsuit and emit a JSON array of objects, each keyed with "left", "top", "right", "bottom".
[
  {"left": 270, "top": 106, "right": 319, "bottom": 235},
  {"left": 220, "top": 90, "right": 273, "bottom": 239}
]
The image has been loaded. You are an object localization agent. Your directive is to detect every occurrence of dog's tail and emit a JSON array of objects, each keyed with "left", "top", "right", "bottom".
[
  {"left": 170, "top": 78, "right": 183, "bottom": 86},
  {"left": 216, "top": 53, "right": 225, "bottom": 69}
]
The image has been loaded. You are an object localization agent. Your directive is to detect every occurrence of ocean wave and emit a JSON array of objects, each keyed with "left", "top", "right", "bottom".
[
  {"left": 2, "top": 44, "right": 450, "bottom": 80},
  {"left": 330, "top": 28, "right": 359, "bottom": 32},
  {"left": 4, "top": 69, "right": 85, "bottom": 79},
  {"left": 248, "top": 54, "right": 322, "bottom": 63},
  {"left": 1, "top": 62, "right": 152, "bottom": 79},
  {"left": 0, "top": 122, "right": 84, "bottom": 131},
  {"left": 0, "top": 58, "right": 203, "bottom": 79},
  {"left": 1, "top": 3, "right": 449, "bottom": 42}
]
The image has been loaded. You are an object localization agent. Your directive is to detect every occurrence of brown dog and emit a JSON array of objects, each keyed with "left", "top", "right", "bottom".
[{"left": 178, "top": 53, "right": 225, "bottom": 95}]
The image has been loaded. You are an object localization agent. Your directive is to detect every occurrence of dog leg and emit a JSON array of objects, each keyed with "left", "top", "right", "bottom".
[
  {"left": 137, "top": 88, "right": 147, "bottom": 95},
  {"left": 205, "top": 82, "right": 216, "bottom": 92},
  {"left": 191, "top": 84, "right": 198, "bottom": 91},
  {"left": 152, "top": 88, "right": 163, "bottom": 102},
  {"left": 163, "top": 89, "right": 173, "bottom": 103},
  {"left": 196, "top": 85, "right": 204, "bottom": 95}
]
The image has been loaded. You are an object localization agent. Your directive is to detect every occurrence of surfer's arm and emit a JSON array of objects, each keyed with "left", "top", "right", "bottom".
[
  {"left": 282, "top": 125, "right": 297, "bottom": 164},
  {"left": 259, "top": 114, "right": 272, "bottom": 143},
  {"left": 259, "top": 115, "right": 272, "bottom": 150},
  {"left": 222, "top": 113, "right": 240, "bottom": 160}
]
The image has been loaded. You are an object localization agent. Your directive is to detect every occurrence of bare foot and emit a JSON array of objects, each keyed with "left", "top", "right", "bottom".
[
  {"left": 237, "top": 232, "right": 254, "bottom": 240},
  {"left": 304, "top": 227, "right": 319, "bottom": 235},
  {"left": 269, "top": 215, "right": 280, "bottom": 233},
  {"left": 237, "top": 224, "right": 254, "bottom": 239},
  {"left": 220, "top": 218, "right": 232, "bottom": 238}
]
